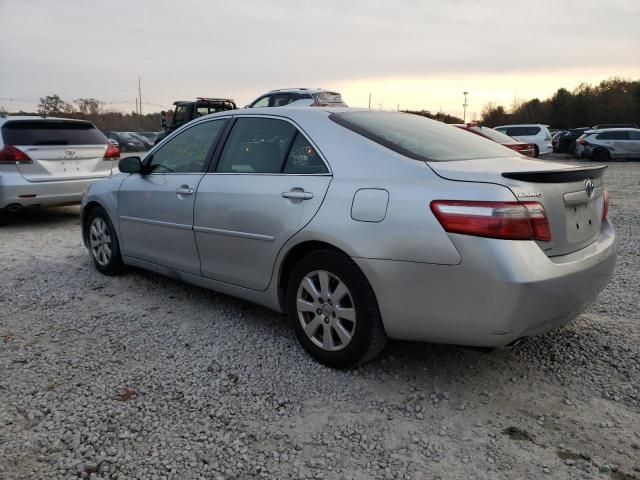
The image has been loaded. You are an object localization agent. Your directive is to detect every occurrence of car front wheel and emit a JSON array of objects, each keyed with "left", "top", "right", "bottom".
[
  {"left": 85, "top": 207, "right": 124, "bottom": 275},
  {"left": 287, "top": 249, "right": 387, "bottom": 368}
]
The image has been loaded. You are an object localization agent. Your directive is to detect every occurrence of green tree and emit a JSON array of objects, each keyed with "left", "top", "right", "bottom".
[{"left": 37, "top": 94, "right": 74, "bottom": 116}]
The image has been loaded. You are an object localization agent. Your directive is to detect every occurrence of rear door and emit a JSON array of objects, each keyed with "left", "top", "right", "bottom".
[
  {"left": 194, "top": 116, "right": 331, "bottom": 290},
  {"left": 118, "top": 119, "right": 227, "bottom": 275},
  {"left": 1, "top": 119, "right": 112, "bottom": 181}
]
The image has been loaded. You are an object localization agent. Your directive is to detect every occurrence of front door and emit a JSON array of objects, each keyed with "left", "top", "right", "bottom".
[
  {"left": 194, "top": 116, "right": 332, "bottom": 290},
  {"left": 118, "top": 119, "right": 227, "bottom": 275}
]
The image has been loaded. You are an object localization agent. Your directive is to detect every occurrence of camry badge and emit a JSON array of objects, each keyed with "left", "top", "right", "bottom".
[
  {"left": 65, "top": 149, "right": 76, "bottom": 156},
  {"left": 585, "top": 179, "right": 595, "bottom": 198},
  {"left": 517, "top": 192, "right": 543, "bottom": 198}
]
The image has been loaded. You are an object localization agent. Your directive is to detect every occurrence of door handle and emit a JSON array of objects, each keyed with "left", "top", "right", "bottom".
[
  {"left": 175, "top": 186, "right": 195, "bottom": 195},
  {"left": 282, "top": 190, "right": 313, "bottom": 200}
]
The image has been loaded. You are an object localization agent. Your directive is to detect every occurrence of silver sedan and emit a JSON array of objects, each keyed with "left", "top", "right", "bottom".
[{"left": 81, "top": 108, "right": 617, "bottom": 368}]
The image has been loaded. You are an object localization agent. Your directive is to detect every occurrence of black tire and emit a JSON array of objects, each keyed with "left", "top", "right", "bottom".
[
  {"left": 84, "top": 206, "right": 125, "bottom": 275},
  {"left": 286, "top": 249, "right": 388, "bottom": 369},
  {"left": 594, "top": 148, "right": 611, "bottom": 162},
  {"left": 533, "top": 145, "right": 540, "bottom": 157}
]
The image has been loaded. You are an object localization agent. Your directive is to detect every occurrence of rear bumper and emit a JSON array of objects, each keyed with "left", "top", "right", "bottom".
[
  {"left": 0, "top": 169, "right": 107, "bottom": 209},
  {"left": 355, "top": 221, "right": 617, "bottom": 347}
]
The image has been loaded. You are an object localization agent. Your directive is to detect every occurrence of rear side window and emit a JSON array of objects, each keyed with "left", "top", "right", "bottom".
[
  {"left": 217, "top": 118, "right": 297, "bottom": 173},
  {"left": 1, "top": 120, "right": 106, "bottom": 145},
  {"left": 629, "top": 130, "right": 640, "bottom": 140},
  {"left": 330, "top": 112, "right": 513, "bottom": 162},
  {"left": 283, "top": 134, "right": 328, "bottom": 174},
  {"left": 596, "top": 131, "right": 629, "bottom": 140}
]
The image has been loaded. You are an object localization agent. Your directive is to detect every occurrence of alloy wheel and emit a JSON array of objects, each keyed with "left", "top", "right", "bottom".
[
  {"left": 296, "top": 270, "right": 357, "bottom": 352},
  {"left": 89, "top": 217, "right": 112, "bottom": 267}
]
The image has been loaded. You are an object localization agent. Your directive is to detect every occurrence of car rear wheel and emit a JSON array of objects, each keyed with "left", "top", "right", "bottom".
[
  {"left": 533, "top": 145, "right": 540, "bottom": 157},
  {"left": 287, "top": 249, "right": 387, "bottom": 368},
  {"left": 85, "top": 207, "right": 124, "bottom": 275},
  {"left": 595, "top": 148, "right": 611, "bottom": 162}
]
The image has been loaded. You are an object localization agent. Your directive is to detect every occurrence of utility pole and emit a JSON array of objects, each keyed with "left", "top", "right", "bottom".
[
  {"left": 397, "top": 104, "right": 400, "bottom": 112},
  {"left": 463, "top": 91, "right": 469, "bottom": 123},
  {"left": 368, "top": 93, "right": 371, "bottom": 109},
  {"left": 138, "top": 77, "right": 143, "bottom": 117}
]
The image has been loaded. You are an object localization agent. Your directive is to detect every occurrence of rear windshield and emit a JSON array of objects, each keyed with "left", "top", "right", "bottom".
[
  {"left": 330, "top": 112, "right": 513, "bottom": 161},
  {"left": 471, "top": 126, "right": 516, "bottom": 143},
  {"left": 2, "top": 120, "right": 106, "bottom": 146},
  {"left": 316, "top": 92, "right": 345, "bottom": 105}
]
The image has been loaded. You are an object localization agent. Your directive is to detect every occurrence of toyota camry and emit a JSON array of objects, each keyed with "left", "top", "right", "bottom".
[{"left": 81, "top": 108, "right": 617, "bottom": 368}]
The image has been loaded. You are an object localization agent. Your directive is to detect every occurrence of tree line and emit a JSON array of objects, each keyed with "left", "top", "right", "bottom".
[
  {"left": 480, "top": 78, "right": 640, "bottom": 128},
  {"left": 4, "top": 95, "right": 163, "bottom": 132}
]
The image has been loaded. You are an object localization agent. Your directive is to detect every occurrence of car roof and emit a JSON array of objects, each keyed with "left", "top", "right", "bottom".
[
  {"left": 494, "top": 124, "right": 550, "bottom": 128},
  {"left": 265, "top": 88, "right": 338, "bottom": 94},
  {"left": 586, "top": 127, "right": 640, "bottom": 133}
]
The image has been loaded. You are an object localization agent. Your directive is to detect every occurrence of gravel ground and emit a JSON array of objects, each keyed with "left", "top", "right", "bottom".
[{"left": 1, "top": 154, "right": 639, "bottom": 479}]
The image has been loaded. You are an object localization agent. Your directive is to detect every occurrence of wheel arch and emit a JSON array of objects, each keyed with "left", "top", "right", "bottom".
[
  {"left": 81, "top": 201, "right": 110, "bottom": 247},
  {"left": 277, "top": 240, "right": 355, "bottom": 311}
]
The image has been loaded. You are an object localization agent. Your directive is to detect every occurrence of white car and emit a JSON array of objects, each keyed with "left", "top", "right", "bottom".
[
  {"left": 0, "top": 115, "right": 119, "bottom": 218},
  {"left": 247, "top": 88, "right": 347, "bottom": 108},
  {"left": 494, "top": 124, "right": 553, "bottom": 157},
  {"left": 575, "top": 128, "right": 640, "bottom": 161}
]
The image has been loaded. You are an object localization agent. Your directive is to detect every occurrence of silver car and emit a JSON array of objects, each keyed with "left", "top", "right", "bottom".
[
  {"left": 0, "top": 115, "right": 119, "bottom": 216},
  {"left": 81, "top": 108, "right": 617, "bottom": 368},
  {"left": 575, "top": 128, "right": 640, "bottom": 161}
]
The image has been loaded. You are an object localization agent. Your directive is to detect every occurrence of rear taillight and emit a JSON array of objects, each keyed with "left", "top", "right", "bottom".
[
  {"left": 103, "top": 143, "right": 120, "bottom": 160},
  {"left": 602, "top": 190, "right": 609, "bottom": 220},
  {"left": 0, "top": 145, "right": 33, "bottom": 164},
  {"left": 430, "top": 200, "right": 552, "bottom": 242}
]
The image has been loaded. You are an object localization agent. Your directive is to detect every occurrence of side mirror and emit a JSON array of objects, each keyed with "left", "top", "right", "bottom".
[
  {"left": 118, "top": 156, "right": 142, "bottom": 173},
  {"left": 160, "top": 110, "right": 166, "bottom": 128}
]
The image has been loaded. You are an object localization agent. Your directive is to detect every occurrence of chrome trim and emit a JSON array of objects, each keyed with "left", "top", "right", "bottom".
[
  {"left": 119, "top": 215, "right": 192, "bottom": 230},
  {"left": 193, "top": 225, "right": 275, "bottom": 242}
]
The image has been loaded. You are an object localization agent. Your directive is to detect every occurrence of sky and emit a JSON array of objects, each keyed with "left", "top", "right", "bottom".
[{"left": 1, "top": 0, "right": 639, "bottom": 118}]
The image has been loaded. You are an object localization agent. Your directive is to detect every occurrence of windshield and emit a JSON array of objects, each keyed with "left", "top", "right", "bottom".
[
  {"left": 471, "top": 126, "right": 516, "bottom": 143},
  {"left": 330, "top": 112, "right": 514, "bottom": 161}
]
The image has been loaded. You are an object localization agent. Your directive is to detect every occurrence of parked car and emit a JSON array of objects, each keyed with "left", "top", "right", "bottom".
[
  {"left": 575, "top": 128, "right": 640, "bottom": 161},
  {"left": 105, "top": 131, "right": 146, "bottom": 152},
  {"left": 156, "top": 98, "right": 237, "bottom": 145},
  {"left": 553, "top": 128, "right": 590, "bottom": 154},
  {"left": 247, "top": 88, "right": 347, "bottom": 108},
  {"left": 453, "top": 124, "right": 536, "bottom": 157},
  {"left": 592, "top": 123, "right": 639, "bottom": 130},
  {"left": 0, "top": 116, "right": 119, "bottom": 217},
  {"left": 493, "top": 124, "right": 553, "bottom": 156},
  {"left": 81, "top": 108, "right": 616, "bottom": 368},
  {"left": 126, "top": 132, "right": 154, "bottom": 150},
  {"left": 137, "top": 131, "right": 159, "bottom": 144}
]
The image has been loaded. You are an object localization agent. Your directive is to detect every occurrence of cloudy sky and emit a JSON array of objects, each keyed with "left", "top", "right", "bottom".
[{"left": 1, "top": 0, "right": 638, "bottom": 117}]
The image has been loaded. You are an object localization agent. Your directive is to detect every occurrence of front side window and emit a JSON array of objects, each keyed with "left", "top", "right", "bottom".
[
  {"left": 173, "top": 105, "right": 190, "bottom": 125},
  {"left": 149, "top": 120, "right": 225, "bottom": 173},
  {"left": 271, "top": 94, "right": 293, "bottom": 107},
  {"left": 597, "top": 131, "right": 629, "bottom": 140},
  {"left": 331, "top": 112, "right": 513, "bottom": 162}
]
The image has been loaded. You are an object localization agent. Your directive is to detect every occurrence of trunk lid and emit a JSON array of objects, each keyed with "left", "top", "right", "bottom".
[
  {"left": 427, "top": 156, "right": 607, "bottom": 257},
  {"left": 1, "top": 119, "right": 112, "bottom": 182}
]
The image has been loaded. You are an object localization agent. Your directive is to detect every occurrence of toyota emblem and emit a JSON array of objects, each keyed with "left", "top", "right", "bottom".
[{"left": 585, "top": 179, "right": 595, "bottom": 198}]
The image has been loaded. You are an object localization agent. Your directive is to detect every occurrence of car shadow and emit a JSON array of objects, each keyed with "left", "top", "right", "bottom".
[{"left": 1, "top": 206, "right": 81, "bottom": 227}]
